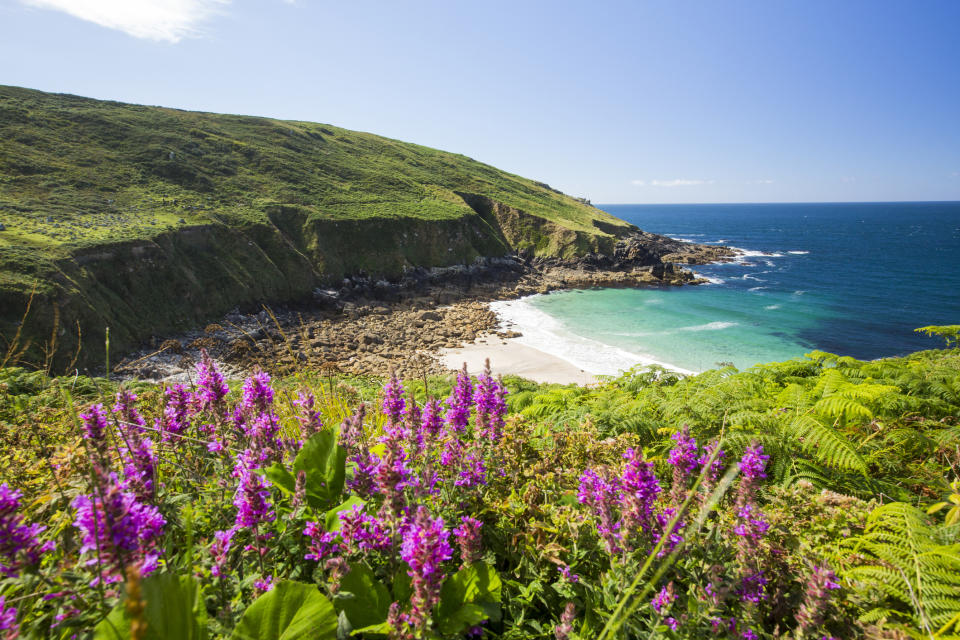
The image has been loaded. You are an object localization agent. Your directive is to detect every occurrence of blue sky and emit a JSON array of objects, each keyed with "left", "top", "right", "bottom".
[{"left": 2, "top": 0, "right": 959, "bottom": 204}]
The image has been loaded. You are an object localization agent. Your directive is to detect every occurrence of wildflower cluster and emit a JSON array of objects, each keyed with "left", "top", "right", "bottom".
[{"left": 0, "top": 359, "right": 859, "bottom": 638}]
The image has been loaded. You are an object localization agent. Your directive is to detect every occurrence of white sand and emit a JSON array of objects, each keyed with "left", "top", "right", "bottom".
[{"left": 438, "top": 337, "right": 599, "bottom": 385}]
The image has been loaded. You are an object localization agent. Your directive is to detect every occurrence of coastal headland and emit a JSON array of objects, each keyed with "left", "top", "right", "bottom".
[{"left": 0, "top": 86, "right": 733, "bottom": 378}]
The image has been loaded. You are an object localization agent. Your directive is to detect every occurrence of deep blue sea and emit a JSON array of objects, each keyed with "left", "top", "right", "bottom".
[{"left": 491, "top": 202, "right": 960, "bottom": 374}]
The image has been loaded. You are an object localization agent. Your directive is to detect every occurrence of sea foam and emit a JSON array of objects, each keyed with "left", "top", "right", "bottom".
[{"left": 489, "top": 298, "right": 695, "bottom": 376}]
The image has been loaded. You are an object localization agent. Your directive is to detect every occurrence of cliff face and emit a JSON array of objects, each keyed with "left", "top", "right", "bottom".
[{"left": 0, "top": 86, "right": 730, "bottom": 370}]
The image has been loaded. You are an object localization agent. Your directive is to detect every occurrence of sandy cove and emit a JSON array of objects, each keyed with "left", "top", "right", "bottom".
[{"left": 114, "top": 247, "right": 736, "bottom": 385}]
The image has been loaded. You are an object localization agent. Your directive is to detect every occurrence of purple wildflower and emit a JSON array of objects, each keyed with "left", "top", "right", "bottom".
[
  {"left": 737, "top": 571, "right": 768, "bottom": 603},
  {"left": 475, "top": 359, "right": 507, "bottom": 442},
  {"left": 80, "top": 403, "right": 111, "bottom": 472},
  {"left": 375, "top": 429, "right": 416, "bottom": 518},
  {"left": 115, "top": 400, "right": 157, "bottom": 502},
  {"left": 667, "top": 426, "right": 699, "bottom": 473},
  {"left": 651, "top": 583, "right": 676, "bottom": 614},
  {"left": 578, "top": 468, "right": 623, "bottom": 554},
  {"left": 241, "top": 371, "right": 274, "bottom": 415},
  {"left": 338, "top": 505, "right": 392, "bottom": 553},
  {"left": 699, "top": 439, "right": 727, "bottom": 502},
  {"left": 742, "top": 629, "right": 758, "bottom": 640},
  {"left": 381, "top": 372, "right": 406, "bottom": 427},
  {"left": 453, "top": 516, "right": 483, "bottom": 565},
  {"left": 0, "top": 597, "right": 18, "bottom": 638},
  {"left": 158, "top": 384, "right": 192, "bottom": 442},
  {"left": 654, "top": 507, "right": 684, "bottom": 557},
  {"left": 454, "top": 450, "right": 487, "bottom": 488},
  {"left": 796, "top": 565, "right": 842, "bottom": 634},
  {"left": 555, "top": 603, "right": 575, "bottom": 640},
  {"left": 232, "top": 454, "right": 275, "bottom": 532},
  {"left": 254, "top": 576, "right": 274, "bottom": 593},
  {"left": 72, "top": 472, "right": 165, "bottom": 585},
  {"left": 400, "top": 506, "right": 453, "bottom": 632},
  {"left": 733, "top": 503, "right": 770, "bottom": 540},
  {"left": 420, "top": 399, "right": 444, "bottom": 443},
  {"left": 621, "top": 448, "right": 661, "bottom": 544},
  {"left": 210, "top": 527, "right": 236, "bottom": 578},
  {"left": 113, "top": 389, "right": 146, "bottom": 431},
  {"left": 559, "top": 564, "right": 580, "bottom": 583},
  {"left": 665, "top": 617, "right": 679, "bottom": 631},
  {"left": 347, "top": 451, "right": 379, "bottom": 497},
  {"left": 0, "top": 483, "right": 50, "bottom": 578},
  {"left": 445, "top": 364, "right": 474, "bottom": 434},
  {"left": 195, "top": 349, "right": 229, "bottom": 413},
  {"left": 293, "top": 390, "right": 324, "bottom": 438},
  {"left": 667, "top": 425, "right": 699, "bottom": 504},
  {"left": 699, "top": 440, "right": 727, "bottom": 482},
  {"left": 339, "top": 404, "right": 367, "bottom": 449},
  {"left": 440, "top": 434, "right": 463, "bottom": 467},
  {"left": 303, "top": 521, "right": 341, "bottom": 562},
  {"left": 404, "top": 400, "right": 423, "bottom": 454},
  {"left": 739, "top": 444, "right": 769, "bottom": 478},
  {"left": 243, "top": 411, "right": 282, "bottom": 468}
]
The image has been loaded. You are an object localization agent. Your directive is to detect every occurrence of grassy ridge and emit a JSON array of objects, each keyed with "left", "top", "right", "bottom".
[
  {"left": 0, "top": 85, "right": 629, "bottom": 254},
  {"left": 0, "top": 86, "right": 637, "bottom": 370}
]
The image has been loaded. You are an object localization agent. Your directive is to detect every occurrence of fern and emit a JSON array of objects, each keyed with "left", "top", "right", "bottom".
[
  {"left": 787, "top": 413, "right": 868, "bottom": 474},
  {"left": 843, "top": 502, "right": 960, "bottom": 638}
]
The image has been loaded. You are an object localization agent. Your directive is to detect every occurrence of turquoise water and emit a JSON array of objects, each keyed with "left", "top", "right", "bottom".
[{"left": 495, "top": 202, "right": 960, "bottom": 374}]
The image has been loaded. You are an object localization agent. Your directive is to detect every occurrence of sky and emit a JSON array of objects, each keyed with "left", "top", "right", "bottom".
[{"left": 1, "top": 0, "right": 959, "bottom": 204}]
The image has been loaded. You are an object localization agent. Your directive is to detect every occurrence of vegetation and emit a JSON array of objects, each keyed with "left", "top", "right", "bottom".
[
  {"left": 0, "top": 85, "right": 636, "bottom": 369},
  {"left": 1, "top": 327, "right": 958, "bottom": 639}
]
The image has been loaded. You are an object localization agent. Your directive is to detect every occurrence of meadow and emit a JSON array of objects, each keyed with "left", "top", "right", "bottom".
[{"left": 1, "top": 326, "right": 958, "bottom": 639}]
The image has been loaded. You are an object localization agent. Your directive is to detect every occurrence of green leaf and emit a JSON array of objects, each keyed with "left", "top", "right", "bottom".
[
  {"left": 436, "top": 563, "right": 502, "bottom": 635},
  {"left": 263, "top": 462, "right": 296, "bottom": 495},
  {"left": 325, "top": 496, "right": 364, "bottom": 532},
  {"left": 293, "top": 431, "right": 346, "bottom": 509},
  {"left": 94, "top": 573, "right": 207, "bottom": 640},
  {"left": 393, "top": 569, "right": 412, "bottom": 603},
  {"left": 350, "top": 622, "right": 393, "bottom": 637},
  {"left": 334, "top": 563, "right": 391, "bottom": 630},
  {"left": 230, "top": 581, "right": 337, "bottom": 640},
  {"left": 438, "top": 604, "right": 491, "bottom": 634}
]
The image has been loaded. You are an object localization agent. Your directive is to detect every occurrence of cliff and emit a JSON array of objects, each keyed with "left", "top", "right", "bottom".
[{"left": 0, "top": 86, "right": 730, "bottom": 370}]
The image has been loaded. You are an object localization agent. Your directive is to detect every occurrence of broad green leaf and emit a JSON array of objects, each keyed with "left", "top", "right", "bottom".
[
  {"left": 436, "top": 563, "right": 502, "bottom": 635},
  {"left": 293, "top": 431, "right": 346, "bottom": 509},
  {"left": 94, "top": 573, "right": 207, "bottom": 640},
  {"left": 325, "top": 496, "right": 365, "bottom": 532},
  {"left": 231, "top": 581, "right": 337, "bottom": 640},
  {"left": 334, "top": 563, "right": 392, "bottom": 630},
  {"left": 263, "top": 462, "right": 296, "bottom": 495}
]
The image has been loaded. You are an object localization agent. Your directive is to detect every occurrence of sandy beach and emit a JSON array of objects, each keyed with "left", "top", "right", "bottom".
[{"left": 438, "top": 337, "right": 599, "bottom": 385}]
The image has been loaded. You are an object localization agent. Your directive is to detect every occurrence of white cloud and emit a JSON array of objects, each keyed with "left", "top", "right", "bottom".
[
  {"left": 630, "top": 180, "right": 646, "bottom": 186},
  {"left": 746, "top": 179, "right": 774, "bottom": 185},
  {"left": 21, "top": 0, "right": 230, "bottom": 43}
]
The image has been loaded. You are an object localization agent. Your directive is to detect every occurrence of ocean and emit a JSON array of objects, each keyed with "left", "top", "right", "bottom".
[{"left": 492, "top": 202, "right": 960, "bottom": 375}]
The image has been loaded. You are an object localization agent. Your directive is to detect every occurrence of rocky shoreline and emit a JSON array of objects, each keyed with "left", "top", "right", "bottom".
[{"left": 115, "top": 240, "right": 736, "bottom": 382}]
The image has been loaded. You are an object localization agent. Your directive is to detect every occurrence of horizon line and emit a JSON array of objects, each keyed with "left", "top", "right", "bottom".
[{"left": 596, "top": 199, "right": 960, "bottom": 206}]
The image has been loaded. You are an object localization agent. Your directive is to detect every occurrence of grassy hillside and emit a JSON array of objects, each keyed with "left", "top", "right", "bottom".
[{"left": 0, "top": 86, "right": 639, "bottom": 369}]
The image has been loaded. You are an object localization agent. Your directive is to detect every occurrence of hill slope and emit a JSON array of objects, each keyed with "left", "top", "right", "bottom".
[{"left": 0, "top": 86, "right": 720, "bottom": 370}]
